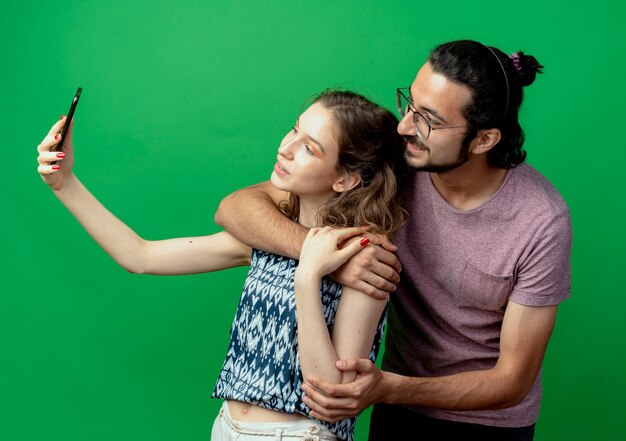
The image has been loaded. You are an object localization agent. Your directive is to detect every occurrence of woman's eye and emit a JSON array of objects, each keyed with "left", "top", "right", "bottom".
[{"left": 304, "top": 144, "right": 314, "bottom": 155}]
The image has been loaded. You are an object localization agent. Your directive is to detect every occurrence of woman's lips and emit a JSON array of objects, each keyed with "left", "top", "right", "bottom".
[{"left": 274, "top": 161, "right": 288, "bottom": 176}]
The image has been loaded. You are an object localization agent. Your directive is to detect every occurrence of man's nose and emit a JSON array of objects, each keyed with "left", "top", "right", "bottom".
[{"left": 397, "top": 112, "right": 416, "bottom": 136}]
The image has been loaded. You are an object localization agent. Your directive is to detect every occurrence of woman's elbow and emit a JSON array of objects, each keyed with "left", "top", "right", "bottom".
[{"left": 119, "top": 259, "right": 147, "bottom": 274}]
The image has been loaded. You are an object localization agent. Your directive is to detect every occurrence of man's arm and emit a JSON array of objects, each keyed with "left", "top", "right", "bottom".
[
  {"left": 215, "top": 181, "right": 402, "bottom": 298},
  {"left": 382, "top": 302, "right": 557, "bottom": 409},
  {"left": 214, "top": 181, "right": 306, "bottom": 259},
  {"left": 302, "top": 301, "right": 558, "bottom": 421}
]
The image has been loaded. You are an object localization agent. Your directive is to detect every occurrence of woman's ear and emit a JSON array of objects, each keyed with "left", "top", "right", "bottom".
[
  {"left": 332, "top": 173, "right": 361, "bottom": 193},
  {"left": 471, "top": 128, "right": 501, "bottom": 155}
]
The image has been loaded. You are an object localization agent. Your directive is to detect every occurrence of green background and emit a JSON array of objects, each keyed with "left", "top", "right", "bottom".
[{"left": 2, "top": 1, "right": 624, "bottom": 439}]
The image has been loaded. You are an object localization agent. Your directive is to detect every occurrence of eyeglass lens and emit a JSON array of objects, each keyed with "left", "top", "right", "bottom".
[{"left": 397, "top": 91, "right": 430, "bottom": 139}]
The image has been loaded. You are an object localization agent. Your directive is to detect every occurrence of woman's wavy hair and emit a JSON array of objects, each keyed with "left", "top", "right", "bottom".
[
  {"left": 428, "top": 40, "right": 544, "bottom": 169},
  {"left": 279, "top": 89, "right": 405, "bottom": 236}
]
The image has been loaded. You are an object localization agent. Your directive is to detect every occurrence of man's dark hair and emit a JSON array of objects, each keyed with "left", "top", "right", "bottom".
[{"left": 428, "top": 39, "right": 544, "bottom": 169}]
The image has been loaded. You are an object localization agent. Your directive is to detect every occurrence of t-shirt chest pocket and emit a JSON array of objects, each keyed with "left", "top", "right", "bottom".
[{"left": 459, "top": 260, "right": 513, "bottom": 311}]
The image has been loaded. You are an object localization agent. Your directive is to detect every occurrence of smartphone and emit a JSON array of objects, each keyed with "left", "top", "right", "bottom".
[{"left": 52, "top": 86, "right": 83, "bottom": 154}]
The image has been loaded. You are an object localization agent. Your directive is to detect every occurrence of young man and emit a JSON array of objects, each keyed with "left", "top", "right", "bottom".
[{"left": 214, "top": 40, "right": 572, "bottom": 440}]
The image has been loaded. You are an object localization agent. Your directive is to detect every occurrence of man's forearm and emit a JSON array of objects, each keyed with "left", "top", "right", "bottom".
[
  {"left": 214, "top": 181, "right": 307, "bottom": 259},
  {"left": 382, "top": 366, "right": 532, "bottom": 411},
  {"left": 380, "top": 302, "right": 555, "bottom": 411}
]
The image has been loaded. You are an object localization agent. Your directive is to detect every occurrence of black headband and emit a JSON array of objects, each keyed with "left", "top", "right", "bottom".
[{"left": 484, "top": 45, "right": 510, "bottom": 125}]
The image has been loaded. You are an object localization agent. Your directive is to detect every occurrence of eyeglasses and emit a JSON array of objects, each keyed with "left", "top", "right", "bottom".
[{"left": 396, "top": 87, "right": 467, "bottom": 140}]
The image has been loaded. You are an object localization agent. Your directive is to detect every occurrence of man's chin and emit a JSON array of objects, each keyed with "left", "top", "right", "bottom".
[
  {"left": 404, "top": 150, "right": 431, "bottom": 171},
  {"left": 404, "top": 154, "right": 470, "bottom": 173}
]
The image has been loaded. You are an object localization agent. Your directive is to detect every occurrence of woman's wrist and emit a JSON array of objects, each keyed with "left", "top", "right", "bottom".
[
  {"left": 294, "top": 266, "right": 322, "bottom": 288},
  {"left": 52, "top": 173, "right": 81, "bottom": 199}
]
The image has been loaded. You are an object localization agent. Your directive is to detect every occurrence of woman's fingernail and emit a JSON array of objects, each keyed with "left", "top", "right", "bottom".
[
  {"left": 54, "top": 134, "right": 60, "bottom": 140},
  {"left": 52, "top": 165, "right": 60, "bottom": 170},
  {"left": 56, "top": 152, "right": 65, "bottom": 158},
  {"left": 60, "top": 114, "right": 65, "bottom": 120},
  {"left": 360, "top": 237, "right": 370, "bottom": 247}
]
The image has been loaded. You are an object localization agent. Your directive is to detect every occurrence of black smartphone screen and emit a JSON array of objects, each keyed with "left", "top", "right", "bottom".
[{"left": 52, "top": 87, "right": 82, "bottom": 153}]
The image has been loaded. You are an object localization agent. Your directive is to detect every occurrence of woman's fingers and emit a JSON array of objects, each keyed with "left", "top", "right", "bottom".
[
  {"left": 37, "top": 117, "right": 70, "bottom": 178},
  {"left": 317, "top": 226, "right": 369, "bottom": 245},
  {"left": 38, "top": 163, "right": 61, "bottom": 174},
  {"left": 37, "top": 132, "right": 62, "bottom": 154},
  {"left": 47, "top": 115, "right": 66, "bottom": 137},
  {"left": 336, "top": 233, "right": 371, "bottom": 261},
  {"left": 322, "top": 227, "right": 372, "bottom": 262},
  {"left": 39, "top": 115, "right": 69, "bottom": 153},
  {"left": 38, "top": 150, "right": 65, "bottom": 164}
]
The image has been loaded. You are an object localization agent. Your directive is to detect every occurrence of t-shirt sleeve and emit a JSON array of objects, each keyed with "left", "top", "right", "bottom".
[{"left": 509, "top": 208, "right": 572, "bottom": 306}]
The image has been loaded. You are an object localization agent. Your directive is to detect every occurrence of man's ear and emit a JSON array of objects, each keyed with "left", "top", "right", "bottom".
[
  {"left": 332, "top": 173, "right": 361, "bottom": 193},
  {"left": 470, "top": 128, "right": 501, "bottom": 155}
]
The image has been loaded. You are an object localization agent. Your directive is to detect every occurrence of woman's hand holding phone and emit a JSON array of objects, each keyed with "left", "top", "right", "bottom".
[
  {"left": 37, "top": 114, "right": 76, "bottom": 191},
  {"left": 38, "top": 87, "right": 81, "bottom": 190}
]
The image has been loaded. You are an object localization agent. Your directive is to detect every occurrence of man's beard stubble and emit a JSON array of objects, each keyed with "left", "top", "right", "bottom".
[{"left": 402, "top": 135, "right": 472, "bottom": 173}]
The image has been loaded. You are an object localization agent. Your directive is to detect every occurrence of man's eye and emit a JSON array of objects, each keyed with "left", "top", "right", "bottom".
[{"left": 425, "top": 116, "right": 438, "bottom": 126}]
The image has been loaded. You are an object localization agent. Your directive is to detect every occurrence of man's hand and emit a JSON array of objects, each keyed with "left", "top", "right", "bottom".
[
  {"left": 331, "top": 234, "right": 401, "bottom": 300},
  {"left": 301, "top": 358, "right": 385, "bottom": 422}
]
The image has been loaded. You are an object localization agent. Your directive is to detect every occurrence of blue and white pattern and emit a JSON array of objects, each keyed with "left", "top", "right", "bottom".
[{"left": 212, "top": 249, "right": 386, "bottom": 441}]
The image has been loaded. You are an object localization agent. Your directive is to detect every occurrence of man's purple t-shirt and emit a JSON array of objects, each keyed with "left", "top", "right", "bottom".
[{"left": 385, "top": 163, "right": 572, "bottom": 427}]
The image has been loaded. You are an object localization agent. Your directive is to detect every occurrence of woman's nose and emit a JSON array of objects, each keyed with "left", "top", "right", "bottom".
[{"left": 278, "top": 141, "right": 294, "bottom": 158}]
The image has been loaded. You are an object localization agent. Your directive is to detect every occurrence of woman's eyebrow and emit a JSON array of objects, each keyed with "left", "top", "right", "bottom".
[
  {"left": 297, "top": 116, "right": 327, "bottom": 154},
  {"left": 306, "top": 134, "right": 326, "bottom": 155}
]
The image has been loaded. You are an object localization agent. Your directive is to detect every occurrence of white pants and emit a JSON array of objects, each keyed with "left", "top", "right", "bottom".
[{"left": 210, "top": 401, "right": 338, "bottom": 441}]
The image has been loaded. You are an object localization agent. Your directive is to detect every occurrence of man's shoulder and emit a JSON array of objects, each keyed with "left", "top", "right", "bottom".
[{"left": 507, "top": 163, "right": 570, "bottom": 217}]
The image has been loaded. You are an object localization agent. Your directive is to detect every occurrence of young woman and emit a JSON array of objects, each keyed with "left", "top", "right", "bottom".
[{"left": 36, "top": 89, "right": 405, "bottom": 441}]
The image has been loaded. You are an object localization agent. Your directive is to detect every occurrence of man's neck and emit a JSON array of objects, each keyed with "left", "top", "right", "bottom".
[{"left": 429, "top": 158, "right": 510, "bottom": 211}]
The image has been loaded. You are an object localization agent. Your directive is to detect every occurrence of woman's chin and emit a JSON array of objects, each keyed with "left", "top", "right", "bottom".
[{"left": 270, "top": 173, "right": 287, "bottom": 191}]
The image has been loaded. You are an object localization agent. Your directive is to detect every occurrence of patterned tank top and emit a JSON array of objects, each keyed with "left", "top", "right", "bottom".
[{"left": 212, "top": 249, "right": 386, "bottom": 441}]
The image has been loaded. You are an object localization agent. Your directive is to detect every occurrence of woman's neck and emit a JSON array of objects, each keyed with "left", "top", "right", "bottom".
[{"left": 298, "top": 197, "right": 328, "bottom": 228}]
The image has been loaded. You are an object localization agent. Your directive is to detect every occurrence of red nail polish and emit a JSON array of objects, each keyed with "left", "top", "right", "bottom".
[
  {"left": 52, "top": 165, "right": 61, "bottom": 170},
  {"left": 54, "top": 134, "right": 60, "bottom": 140},
  {"left": 360, "top": 237, "right": 370, "bottom": 247},
  {"left": 60, "top": 114, "right": 65, "bottom": 120},
  {"left": 56, "top": 152, "right": 65, "bottom": 158}
]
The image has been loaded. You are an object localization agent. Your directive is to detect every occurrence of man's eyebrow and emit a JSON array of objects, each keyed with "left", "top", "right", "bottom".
[
  {"left": 420, "top": 105, "right": 449, "bottom": 123},
  {"left": 409, "top": 91, "right": 450, "bottom": 123}
]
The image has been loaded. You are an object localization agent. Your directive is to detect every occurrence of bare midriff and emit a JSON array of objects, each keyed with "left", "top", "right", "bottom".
[{"left": 226, "top": 400, "right": 309, "bottom": 422}]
